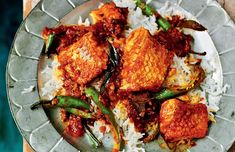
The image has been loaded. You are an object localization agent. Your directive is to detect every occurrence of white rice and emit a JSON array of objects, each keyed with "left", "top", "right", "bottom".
[
  {"left": 90, "top": 120, "right": 111, "bottom": 140},
  {"left": 113, "top": 0, "right": 136, "bottom": 10},
  {"left": 114, "top": 0, "right": 158, "bottom": 35},
  {"left": 127, "top": 8, "right": 158, "bottom": 35},
  {"left": 171, "top": 54, "right": 228, "bottom": 112},
  {"left": 40, "top": 56, "right": 63, "bottom": 100},
  {"left": 200, "top": 60, "right": 229, "bottom": 112},
  {"left": 172, "top": 55, "right": 190, "bottom": 74},
  {"left": 113, "top": 102, "right": 145, "bottom": 152},
  {"left": 122, "top": 120, "right": 145, "bottom": 152}
]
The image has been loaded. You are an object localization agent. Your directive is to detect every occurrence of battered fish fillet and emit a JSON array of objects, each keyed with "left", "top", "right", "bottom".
[
  {"left": 90, "top": 2, "right": 128, "bottom": 36},
  {"left": 160, "top": 99, "right": 208, "bottom": 142},
  {"left": 90, "top": 2, "right": 127, "bottom": 24},
  {"left": 58, "top": 32, "right": 109, "bottom": 85},
  {"left": 120, "top": 27, "right": 173, "bottom": 92}
]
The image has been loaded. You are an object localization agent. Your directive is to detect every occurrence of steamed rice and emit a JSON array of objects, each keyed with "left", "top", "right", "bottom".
[
  {"left": 172, "top": 55, "right": 190, "bottom": 74},
  {"left": 114, "top": 0, "right": 158, "bottom": 35},
  {"left": 113, "top": 102, "right": 145, "bottom": 152},
  {"left": 40, "top": 56, "right": 63, "bottom": 100},
  {"left": 90, "top": 120, "right": 111, "bottom": 140}
]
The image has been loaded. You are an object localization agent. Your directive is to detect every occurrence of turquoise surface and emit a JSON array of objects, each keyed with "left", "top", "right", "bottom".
[{"left": 1, "top": 0, "right": 23, "bottom": 151}]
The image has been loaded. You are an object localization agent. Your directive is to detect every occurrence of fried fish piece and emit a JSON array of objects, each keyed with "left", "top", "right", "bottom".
[
  {"left": 58, "top": 32, "right": 109, "bottom": 85},
  {"left": 160, "top": 99, "right": 208, "bottom": 142},
  {"left": 90, "top": 2, "right": 126, "bottom": 23},
  {"left": 90, "top": 2, "right": 128, "bottom": 36},
  {"left": 42, "top": 25, "right": 91, "bottom": 53},
  {"left": 120, "top": 27, "right": 173, "bottom": 92}
]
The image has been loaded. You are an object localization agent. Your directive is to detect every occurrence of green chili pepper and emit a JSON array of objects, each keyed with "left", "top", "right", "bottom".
[
  {"left": 65, "top": 108, "right": 94, "bottom": 119},
  {"left": 45, "top": 34, "right": 55, "bottom": 54},
  {"left": 30, "top": 96, "right": 90, "bottom": 110},
  {"left": 134, "top": 0, "right": 171, "bottom": 31},
  {"left": 85, "top": 87, "right": 122, "bottom": 151},
  {"left": 135, "top": 0, "right": 207, "bottom": 32},
  {"left": 153, "top": 89, "right": 179, "bottom": 101},
  {"left": 85, "top": 87, "right": 111, "bottom": 115},
  {"left": 145, "top": 5, "right": 153, "bottom": 16},
  {"left": 56, "top": 96, "right": 90, "bottom": 110},
  {"left": 157, "top": 18, "right": 171, "bottom": 31}
]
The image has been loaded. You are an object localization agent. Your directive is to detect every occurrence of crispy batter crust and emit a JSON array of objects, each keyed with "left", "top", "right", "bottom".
[
  {"left": 90, "top": 2, "right": 126, "bottom": 23},
  {"left": 90, "top": 2, "right": 128, "bottom": 37},
  {"left": 120, "top": 27, "right": 173, "bottom": 92},
  {"left": 58, "top": 32, "right": 109, "bottom": 86},
  {"left": 160, "top": 99, "right": 208, "bottom": 142}
]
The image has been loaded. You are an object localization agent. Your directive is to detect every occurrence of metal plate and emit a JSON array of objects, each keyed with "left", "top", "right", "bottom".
[{"left": 6, "top": 0, "right": 235, "bottom": 151}]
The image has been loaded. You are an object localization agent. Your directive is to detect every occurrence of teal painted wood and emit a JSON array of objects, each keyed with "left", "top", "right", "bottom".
[{"left": 0, "top": 0, "right": 23, "bottom": 151}]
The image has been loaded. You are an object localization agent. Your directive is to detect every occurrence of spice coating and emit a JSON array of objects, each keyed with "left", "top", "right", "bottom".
[
  {"left": 120, "top": 27, "right": 173, "bottom": 92},
  {"left": 58, "top": 32, "right": 109, "bottom": 86},
  {"left": 160, "top": 99, "right": 208, "bottom": 142}
]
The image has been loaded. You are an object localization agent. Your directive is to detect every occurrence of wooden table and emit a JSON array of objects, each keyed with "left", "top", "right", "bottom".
[{"left": 22, "top": 0, "right": 235, "bottom": 151}]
